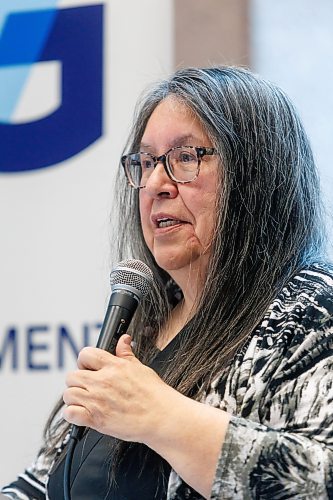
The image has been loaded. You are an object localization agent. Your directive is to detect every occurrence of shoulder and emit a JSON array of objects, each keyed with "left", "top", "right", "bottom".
[
  {"left": 285, "top": 262, "right": 333, "bottom": 305},
  {"left": 281, "top": 261, "right": 332, "bottom": 305},
  {"left": 210, "top": 263, "right": 333, "bottom": 415},
  {"left": 228, "top": 262, "right": 333, "bottom": 365},
  {"left": 262, "top": 262, "right": 333, "bottom": 337},
  {"left": 236, "top": 262, "right": 333, "bottom": 380},
  {"left": 246, "top": 262, "right": 333, "bottom": 387}
]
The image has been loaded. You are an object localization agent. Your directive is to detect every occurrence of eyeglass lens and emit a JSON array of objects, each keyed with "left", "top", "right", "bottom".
[{"left": 125, "top": 147, "right": 199, "bottom": 188}]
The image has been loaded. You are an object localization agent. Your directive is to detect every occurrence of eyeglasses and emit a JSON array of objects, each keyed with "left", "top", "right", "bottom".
[{"left": 121, "top": 146, "right": 217, "bottom": 189}]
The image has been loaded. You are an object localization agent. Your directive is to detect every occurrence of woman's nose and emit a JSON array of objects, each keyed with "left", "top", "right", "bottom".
[{"left": 144, "top": 162, "right": 178, "bottom": 198}]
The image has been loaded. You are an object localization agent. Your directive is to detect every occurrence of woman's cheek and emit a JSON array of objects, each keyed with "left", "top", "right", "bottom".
[{"left": 139, "top": 196, "right": 153, "bottom": 247}]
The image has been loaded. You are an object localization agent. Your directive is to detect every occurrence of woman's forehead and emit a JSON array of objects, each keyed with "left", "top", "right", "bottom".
[{"left": 141, "top": 97, "right": 210, "bottom": 150}]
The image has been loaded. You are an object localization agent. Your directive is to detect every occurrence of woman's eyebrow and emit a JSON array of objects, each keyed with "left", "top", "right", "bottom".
[
  {"left": 169, "top": 134, "right": 199, "bottom": 147},
  {"left": 139, "top": 134, "right": 201, "bottom": 150}
]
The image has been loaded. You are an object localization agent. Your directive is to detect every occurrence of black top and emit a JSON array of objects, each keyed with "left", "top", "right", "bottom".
[{"left": 47, "top": 334, "right": 183, "bottom": 500}]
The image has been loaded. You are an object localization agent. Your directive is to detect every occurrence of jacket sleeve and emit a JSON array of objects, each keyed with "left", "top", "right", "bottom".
[
  {"left": 1, "top": 449, "right": 49, "bottom": 500},
  {"left": 1, "top": 421, "right": 69, "bottom": 499},
  {"left": 211, "top": 318, "right": 333, "bottom": 499}
]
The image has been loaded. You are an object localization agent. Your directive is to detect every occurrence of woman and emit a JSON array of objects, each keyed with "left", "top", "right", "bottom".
[{"left": 2, "top": 66, "right": 333, "bottom": 499}]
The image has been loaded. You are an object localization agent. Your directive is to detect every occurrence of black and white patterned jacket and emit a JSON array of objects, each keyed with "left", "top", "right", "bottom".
[{"left": 3, "top": 263, "right": 333, "bottom": 499}]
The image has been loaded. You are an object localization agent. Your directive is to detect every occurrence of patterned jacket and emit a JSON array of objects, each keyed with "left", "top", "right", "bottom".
[{"left": 2, "top": 263, "right": 333, "bottom": 499}]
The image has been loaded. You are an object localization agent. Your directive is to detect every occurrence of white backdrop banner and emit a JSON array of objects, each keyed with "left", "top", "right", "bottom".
[{"left": 0, "top": 0, "right": 173, "bottom": 484}]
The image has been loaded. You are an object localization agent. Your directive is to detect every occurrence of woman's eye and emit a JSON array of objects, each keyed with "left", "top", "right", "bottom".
[
  {"left": 142, "top": 158, "right": 154, "bottom": 169},
  {"left": 179, "top": 152, "right": 196, "bottom": 163}
]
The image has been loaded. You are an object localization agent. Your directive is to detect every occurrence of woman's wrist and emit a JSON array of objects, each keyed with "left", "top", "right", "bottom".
[{"left": 143, "top": 385, "right": 230, "bottom": 498}]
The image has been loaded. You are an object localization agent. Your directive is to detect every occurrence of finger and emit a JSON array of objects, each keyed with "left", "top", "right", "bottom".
[
  {"left": 63, "top": 386, "right": 88, "bottom": 407},
  {"left": 116, "top": 334, "right": 135, "bottom": 359},
  {"left": 77, "top": 346, "right": 115, "bottom": 370},
  {"left": 63, "top": 403, "right": 93, "bottom": 428},
  {"left": 65, "top": 370, "right": 93, "bottom": 390}
]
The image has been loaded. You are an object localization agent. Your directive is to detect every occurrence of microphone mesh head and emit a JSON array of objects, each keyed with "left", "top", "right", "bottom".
[{"left": 110, "top": 259, "right": 153, "bottom": 299}]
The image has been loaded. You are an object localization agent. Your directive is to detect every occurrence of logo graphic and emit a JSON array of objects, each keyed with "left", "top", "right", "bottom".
[{"left": 0, "top": 2, "right": 104, "bottom": 172}]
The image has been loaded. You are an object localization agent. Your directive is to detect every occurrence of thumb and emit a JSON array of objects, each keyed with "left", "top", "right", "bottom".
[{"left": 116, "top": 334, "right": 135, "bottom": 359}]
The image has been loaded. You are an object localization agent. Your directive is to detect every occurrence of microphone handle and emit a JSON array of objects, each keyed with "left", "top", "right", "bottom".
[{"left": 96, "top": 291, "right": 139, "bottom": 353}]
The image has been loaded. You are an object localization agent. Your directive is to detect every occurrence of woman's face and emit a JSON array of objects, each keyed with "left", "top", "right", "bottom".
[{"left": 139, "top": 97, "right": 220, "bottom": 278}]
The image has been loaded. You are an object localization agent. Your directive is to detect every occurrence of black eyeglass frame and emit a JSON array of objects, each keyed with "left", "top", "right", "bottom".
[{"left": 121, "top": 146, "right": 217, "bottom": 189}]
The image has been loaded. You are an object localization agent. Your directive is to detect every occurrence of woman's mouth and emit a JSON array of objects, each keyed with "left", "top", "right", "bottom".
[{"left": 157, "top": 218, "right": 183, "bottom": 228}]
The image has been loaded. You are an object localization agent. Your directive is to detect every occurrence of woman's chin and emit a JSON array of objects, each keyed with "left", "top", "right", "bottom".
[{"left": 153, "top": 249, "right": 202, "bottom": 273}]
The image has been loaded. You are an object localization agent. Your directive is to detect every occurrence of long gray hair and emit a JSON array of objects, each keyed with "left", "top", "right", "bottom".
[{"left": 114, "top": 65, "right": 325, "bottom": 392}]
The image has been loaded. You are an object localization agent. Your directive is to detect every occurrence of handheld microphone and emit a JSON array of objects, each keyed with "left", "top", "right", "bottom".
[
  {"left": 96, "top": 259, "right": 154, "bottom": 353},
  {"left": 64, "top": 259, "right": 153, "bottom": 500}
]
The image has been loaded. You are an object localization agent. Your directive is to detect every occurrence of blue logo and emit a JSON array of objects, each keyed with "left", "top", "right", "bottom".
[{"left": 0, "top": 2, "right": 104, "bottom": 173}]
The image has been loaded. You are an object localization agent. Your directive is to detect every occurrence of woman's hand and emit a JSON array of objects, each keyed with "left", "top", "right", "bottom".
[
  {"left": 63, "top": 334, "right": 173, "bottom": 443},
  {"left": 63, "top": 334, "right": 230, "bottom": 498}
]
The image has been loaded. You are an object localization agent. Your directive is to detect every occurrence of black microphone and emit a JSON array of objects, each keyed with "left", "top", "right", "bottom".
[
  {"left": 64, "top": 259, "right": 153, "bottom": 500},
  {"left": 96, "top": 259, "right": 154, "bottom": 353}
]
